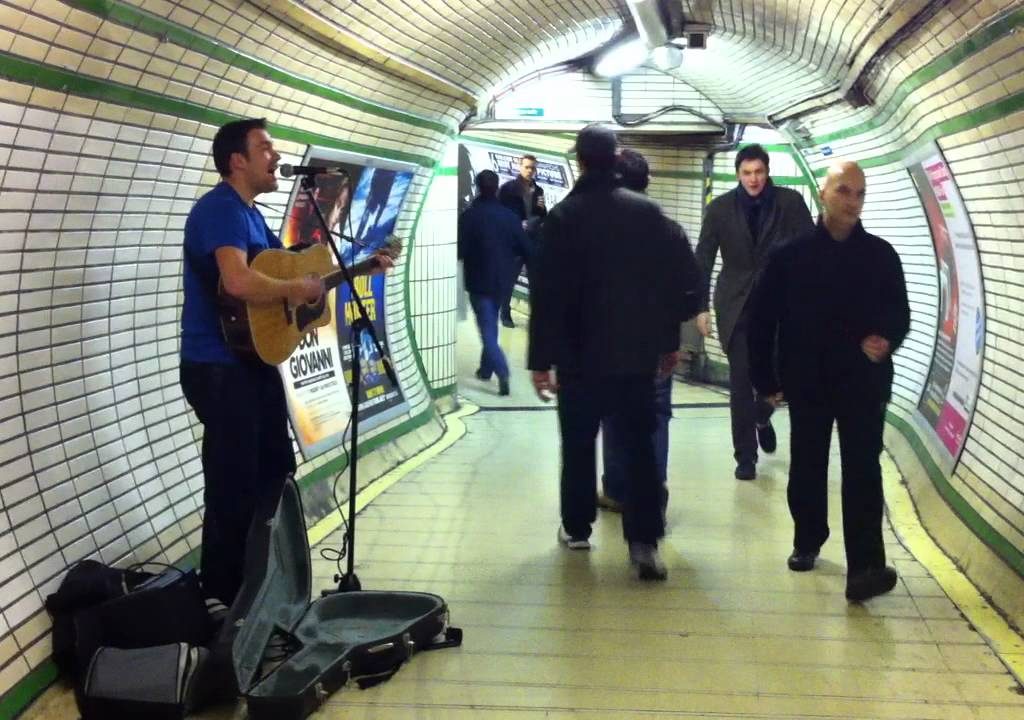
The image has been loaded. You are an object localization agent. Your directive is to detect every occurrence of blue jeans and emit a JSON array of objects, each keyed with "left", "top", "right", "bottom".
[
  {"left": 469, "top": 293, "right": 509, "bottom": 380},
  {"left": 602, "top": 375, "right": 672, "bottom": 508}
]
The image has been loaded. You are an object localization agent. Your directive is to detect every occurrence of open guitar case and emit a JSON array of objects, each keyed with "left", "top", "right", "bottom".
[{"left": 204, "top": 476, "right": 462, "bottom": 719}]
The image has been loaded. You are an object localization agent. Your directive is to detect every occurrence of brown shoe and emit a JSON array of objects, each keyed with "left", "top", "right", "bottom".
[{"left": 597, "top": 492, "right": 622, "bottom": 513}]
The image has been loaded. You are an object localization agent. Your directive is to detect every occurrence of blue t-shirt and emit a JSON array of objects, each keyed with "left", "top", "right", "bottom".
[{"left": 180, "top": 182, "right": 282, "bottom": 364}]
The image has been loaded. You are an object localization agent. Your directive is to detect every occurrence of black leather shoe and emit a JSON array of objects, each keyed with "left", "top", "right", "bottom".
[
  {"left": 500, "top": 315, "right": 515, "bottom": 328},
  {"left": 734, "top": 462, "right": 756, "bottom": 481},
  {"left": 474, "top": 367, "right": 491, "bottom": 381},
  {"left": 845, "top": 566, "right": 898, "bottom": 602},
  {"left": 787, "top": 549, "right": 818, "bottom": 572},
  {"left": 757, "top": 422, "right": 777, "bottom": 454},
  {"left": 498, "top": 378, "right": 510, "bottom": 396}
]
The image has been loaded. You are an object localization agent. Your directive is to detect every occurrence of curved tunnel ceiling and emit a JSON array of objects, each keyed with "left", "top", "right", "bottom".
[{"left": 269, "top": 0, "right": 945, "bottom": 127}]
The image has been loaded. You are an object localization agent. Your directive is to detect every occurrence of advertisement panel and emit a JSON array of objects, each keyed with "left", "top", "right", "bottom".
[
  {"left": 908, "top": 143, "right": 985, "bottom": 467},
  {"left": 278, "top": 148, "right": 416, "bottom": 458}
]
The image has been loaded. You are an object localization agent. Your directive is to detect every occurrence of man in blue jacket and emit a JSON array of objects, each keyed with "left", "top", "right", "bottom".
[{"left": 458, "top": 170, "right": 530, "bottom": 396}]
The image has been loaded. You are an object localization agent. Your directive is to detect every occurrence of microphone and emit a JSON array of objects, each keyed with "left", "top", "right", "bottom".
[{"left": 279, "top": 164, "right": 349, "bottom": 178}]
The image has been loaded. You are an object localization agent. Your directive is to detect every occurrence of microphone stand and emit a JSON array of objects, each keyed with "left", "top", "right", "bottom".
[{"left": 295, "top": 174, "right": 399, "bottom": 594}]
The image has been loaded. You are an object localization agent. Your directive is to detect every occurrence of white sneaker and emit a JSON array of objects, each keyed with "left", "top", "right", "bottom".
[
  {"left": 629, "top": 542, "right": 667, "bottom": 581},
  {"left": 558, "top": 524, "right": 591, "bottom": 550}
]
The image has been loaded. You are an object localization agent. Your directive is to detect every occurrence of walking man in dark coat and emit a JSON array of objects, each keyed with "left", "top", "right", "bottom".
[
  {"left": 528, "top": 126, "right": 694, "bottom": 581},
  {"left": 458, "top": 170, "right": 530, "bottom": 396},
  {"left": 748, "top": 160, "right": 911, "bottom": 602},
  {"left": 695, "top": 144, "right": 814, "bottom": 480}
]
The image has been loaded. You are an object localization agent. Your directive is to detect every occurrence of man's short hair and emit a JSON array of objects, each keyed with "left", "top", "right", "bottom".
[
  {"left": 734, "top": 143, "right": 770, "bottom": 172},
  {"left": 475, "top": 169, "right": 499, "bottom": 197},
  {"left": 213, "top": 118, "right": 267, "bottom": 177},
  {"left": 575, "top": 124, "right": 617, "bottom": 173},
  {"left": 521, "top": 154, "right": 537, "bottom": 163},
  {"left": 616, "top": 148, "right": 650, "bottom": 192}
]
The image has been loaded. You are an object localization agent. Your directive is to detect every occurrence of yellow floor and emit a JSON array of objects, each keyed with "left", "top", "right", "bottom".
[{"left": 21, "top": 312, "right": 1024, "bottom": 719}]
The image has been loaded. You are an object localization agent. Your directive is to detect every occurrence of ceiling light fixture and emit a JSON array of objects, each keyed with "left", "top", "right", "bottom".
[
  {"left": 650, "top": 44, "right": 683, "bottom": 70},
  {"left": 592, "top": 38, "right": 649, "bottom": 78}
]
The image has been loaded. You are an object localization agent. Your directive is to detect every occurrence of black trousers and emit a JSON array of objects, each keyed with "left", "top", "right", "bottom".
[
  {"left": 727, "top": 313, "right": 774, "bottom": 464},
  {"left": 500, "top": 257, "right": 524, "bottom": 321},
  {"left": 787, "top": 393, "right": 887, "bottom": 574},
  {"left": 180, "top": 360, "right": 296, "bottom": 604},
  {"left": 557, "top": 372, "right": 664, "bottom": 545}
]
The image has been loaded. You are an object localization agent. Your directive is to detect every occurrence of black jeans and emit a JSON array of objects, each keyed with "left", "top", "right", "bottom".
[
  {"left": 557, "top": 372, "right": 663, "bottom": 545},
  {"left": 500, "top": 257, "right": 524, "bottom": 321},
  {"left": 180, "top": 360, "right": 296, "bottom": 603},
  {"left": 727, "top": 313, "right": 774, "bottom": 464},
  {"left": 787, "top": 394, "right": 887, "bottom": 574}
]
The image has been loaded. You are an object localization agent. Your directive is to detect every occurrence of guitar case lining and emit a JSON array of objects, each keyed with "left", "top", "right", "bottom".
[{"left": 223, "top": 477, "right": 461, "bottom": 719}]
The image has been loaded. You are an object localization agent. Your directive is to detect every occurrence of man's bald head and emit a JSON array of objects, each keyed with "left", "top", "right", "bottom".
[
  {"left": 822, "top": 160, "right": 865, "bottom": 192},
  {"left": 820, "top": 160, "right": 867, "bottom": 238}
]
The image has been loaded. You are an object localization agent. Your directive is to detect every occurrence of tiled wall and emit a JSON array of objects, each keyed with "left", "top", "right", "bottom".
[
  {"left": 786, "top": 1, "right": 1024, "bottom": 619},
  {"left": 408, "top": 160, "right": 459, "bottom": 395},
  {"left": 1, "top": 0, "right": 1022, "bottom": 711},
  {"left": 0, "top": 0, "right": 476, "bottom": 702}
]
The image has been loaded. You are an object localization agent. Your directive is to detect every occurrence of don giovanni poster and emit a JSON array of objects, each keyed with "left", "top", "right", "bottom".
[
  {"left": 278, "top": 147, "right": 416, "bottom": 459},
  {"left": 908, "top": 143, "right": 985, "bottom": 467}
]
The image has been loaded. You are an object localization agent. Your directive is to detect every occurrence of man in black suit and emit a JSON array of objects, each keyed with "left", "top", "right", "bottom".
[
  {"left": 528, "top": 126, "right": 695, "bottom": 581},
  {"left": 498, "top": 154, "right": 546, "bottom": 327},
  {"left": 749, "top": 160, "right": 910, "bottom": 602},
  {"left": 695, "top": 144, "right": 814, "bottom": 480}
]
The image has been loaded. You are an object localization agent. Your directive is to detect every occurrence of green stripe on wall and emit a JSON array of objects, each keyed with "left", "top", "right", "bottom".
[
  {"left": 886, "top": 412, "right": 1024, "bottom": 578},
  {"left": 0, "top": 660, "right": 57, "bottom": 720},
  {"left": 810, "top": 90, "right": 1024, "bottom": 176},
  {"left": 0, "top": 51, "right": 436, "bottom": 168},
  {"left": 65, "top": 0, "right": 449, "bottom": 134},
  {"left": 810, "top": 7, "right": 1023, "bottom": 145}
]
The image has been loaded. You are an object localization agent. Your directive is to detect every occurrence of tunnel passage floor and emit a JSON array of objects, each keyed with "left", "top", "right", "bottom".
[{"left": 23, "top": 313, "right": 1024, "bottom": 720}]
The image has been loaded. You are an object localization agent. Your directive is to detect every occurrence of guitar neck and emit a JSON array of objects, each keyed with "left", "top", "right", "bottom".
[{"left": 322, "top": 256, "right": 377, "bottom": 292}]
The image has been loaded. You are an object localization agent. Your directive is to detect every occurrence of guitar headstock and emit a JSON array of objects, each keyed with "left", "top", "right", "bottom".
[{"left": 382, "top": 235, "right": 404, "bottom": 260}]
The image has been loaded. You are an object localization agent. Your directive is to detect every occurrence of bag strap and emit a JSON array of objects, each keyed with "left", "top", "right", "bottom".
[{"left": 125, "top": 561, "right": 184, "bottom": 576}]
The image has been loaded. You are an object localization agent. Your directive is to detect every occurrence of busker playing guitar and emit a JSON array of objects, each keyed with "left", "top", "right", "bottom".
[{"left": 179, "top": 118, "right": 394, "bottom": 605}]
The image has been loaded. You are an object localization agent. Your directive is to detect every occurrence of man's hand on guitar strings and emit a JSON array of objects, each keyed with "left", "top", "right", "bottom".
[{"left": 291, "top": 274, "right": 325, "bottom": 305}]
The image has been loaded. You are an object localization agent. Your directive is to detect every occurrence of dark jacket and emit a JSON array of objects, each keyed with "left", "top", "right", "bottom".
[
  {"left": 695, "top": 184, "right": 814, "bottom": 351},
  {"left": 458, "top": 197, "right": 530, "bottom": 298},
  {"left": 499, "top": 177, "right": 547, "bottom": 222},
  {"left": 527, "top": 173, "right": 699, "bottom": 377},
  {"left": 748, "top": 220, "right": 911, "bottom": 405}
]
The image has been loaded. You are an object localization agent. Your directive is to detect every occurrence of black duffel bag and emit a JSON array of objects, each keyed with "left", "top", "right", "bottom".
[
  {"left": 44, "top": 560, "right": 153, "bottom": 677},
  {"left": 72, "top": 565, "right": 213, "bottom": 675}
]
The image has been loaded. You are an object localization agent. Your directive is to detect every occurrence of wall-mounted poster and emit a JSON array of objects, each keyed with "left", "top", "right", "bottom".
[
  {"left": 907, "top": 142, "right": 985, "bottom": 468},
  {"left": 278, "top": 147, "right": 416, "bottom": 459},
  {"left": 457, "top": 141, "right": 573, "bottom": 298}
]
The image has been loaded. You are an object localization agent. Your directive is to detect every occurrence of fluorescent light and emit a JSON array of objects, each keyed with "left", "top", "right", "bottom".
[
  {"left": 650, "top": 45, "right": 682, "bottom": 71},
  {"left": 593, "top": 38, "right": 649, "bottom": 78}
]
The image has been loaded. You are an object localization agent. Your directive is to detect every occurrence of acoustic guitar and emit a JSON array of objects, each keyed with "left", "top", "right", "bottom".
[{"left": 219, "top": 238, "right": 402, "bottom": 366}]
